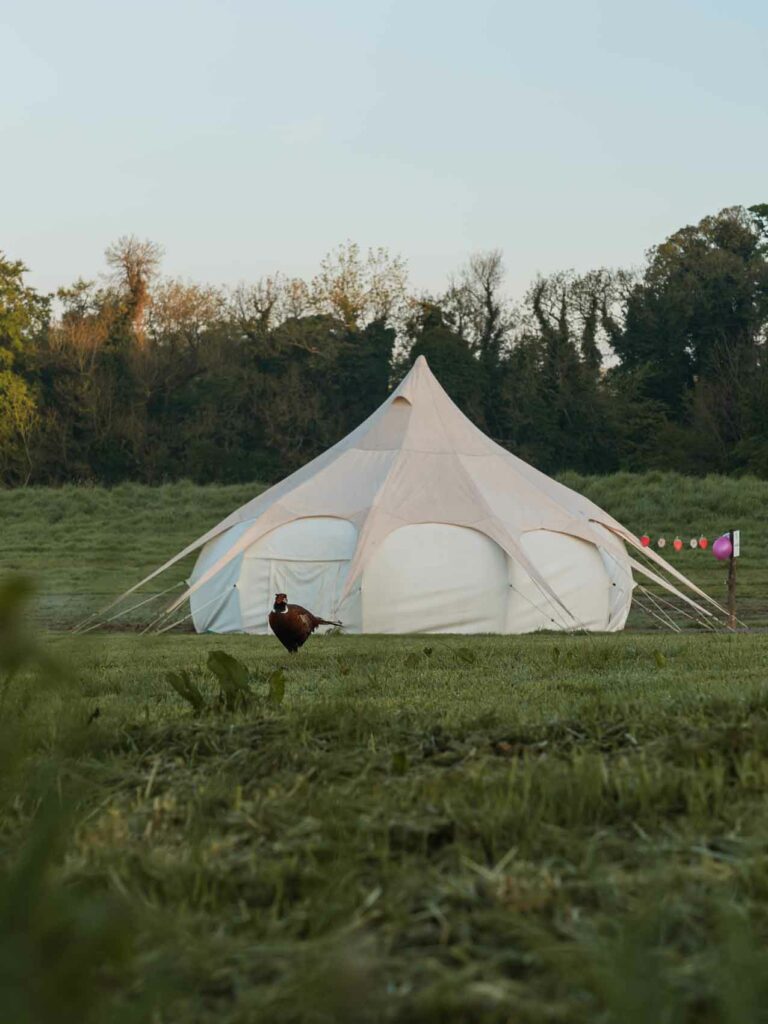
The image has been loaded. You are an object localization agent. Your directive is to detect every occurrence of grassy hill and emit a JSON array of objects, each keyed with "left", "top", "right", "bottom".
[
  {"left": 0, "top": 481, "right": 266, "bottom": 629},
  {"left": 562, "top": 472, "right": 768, "bottom": 629},
  {"left": 1, "top": 472, "right": 766, "bottom": 630}
]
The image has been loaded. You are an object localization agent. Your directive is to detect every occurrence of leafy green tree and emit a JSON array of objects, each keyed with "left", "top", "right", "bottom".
[
  {"left": 612, "top": 206, "right": 768, "bottom": 418},
  {"left": 0, "top": 255, "right": 49, "bottom": 484},
  {"left": 0, "top": 254, "right": 49, "bottom": 369},
  {"left": 0, "top": 371, "right": 39, "bottom": 484}
]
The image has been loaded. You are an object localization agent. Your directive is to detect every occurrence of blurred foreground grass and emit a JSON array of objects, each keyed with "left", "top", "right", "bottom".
[{"left": 3, "top": 609, "right": 768, "bottom": 1021}]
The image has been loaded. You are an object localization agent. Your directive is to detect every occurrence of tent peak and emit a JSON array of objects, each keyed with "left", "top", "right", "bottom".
[{"left": 395, "top": 354, "right": 440, "bottom": 402}]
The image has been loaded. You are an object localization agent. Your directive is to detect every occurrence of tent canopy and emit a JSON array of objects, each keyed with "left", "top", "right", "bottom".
[{"left": 101, "top": 356, "right": 724, "bottom": 635}]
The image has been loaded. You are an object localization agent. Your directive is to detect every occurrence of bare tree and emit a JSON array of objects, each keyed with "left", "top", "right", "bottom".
[
  {"left": 226, "top": 276, "right": 320, "bottom": 353},
  {"left": 445, "top": 249, "right": 514, "bottom": 360},
  {"left": 228, "top": 275, "right": 314, "bottom": 338},
  {"left": 48, "top": 280, "right": 115, "bottom": 371},
  {"left": 147, "top": 279, "right": 224, "bottom": 350},
  {"left": 229, "top": 277, "right": 283, "bottom": 336},
  {"left": 104, "top": 235, "right": 164, "bottom": 345}
]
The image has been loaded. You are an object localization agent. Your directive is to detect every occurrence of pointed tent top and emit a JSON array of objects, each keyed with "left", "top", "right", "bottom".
[
  {"left": 402, "top": 354, "right": 442, "bottom": 386},
  {"left": 382, "top": 353, "right": 496, "bottom": 456},
  {"left": 391, "top": 353, "right": 434, "bottom": 402},
  {"left": 398, "top": 354, "right": 437, "bottom": 387}
]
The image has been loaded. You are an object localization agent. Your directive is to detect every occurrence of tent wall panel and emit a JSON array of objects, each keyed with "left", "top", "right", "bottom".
[
  {"left": 507, "top": 530, "right": 612, "bottom": 633},
  {"left": 190, "top": 523, "right": 252, "bottom": 632},
  {"left": 591, "top": 524, "right": 634, "bottom": 630},
  {"left": 361, "top": 523, "right": 508, "bottom": 634}
]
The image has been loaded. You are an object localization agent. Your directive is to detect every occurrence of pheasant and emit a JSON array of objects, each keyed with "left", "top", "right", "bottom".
[{"left": 268, "top": 593, "right": 342, "bottom": 653}]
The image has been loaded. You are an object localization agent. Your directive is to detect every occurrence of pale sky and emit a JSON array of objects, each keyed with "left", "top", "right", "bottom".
[{"left": 2, "top": 0, "right": 767, "bottom": 301}]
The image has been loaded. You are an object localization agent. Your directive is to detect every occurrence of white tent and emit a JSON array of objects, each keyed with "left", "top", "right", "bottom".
[{"left": 104, "top": 356, "right": 724, "bottom": 635}]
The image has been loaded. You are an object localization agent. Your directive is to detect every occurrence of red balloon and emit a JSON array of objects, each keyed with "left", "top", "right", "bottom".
[
  {"left": 673, "top": 537, "right": 683, "bottom": 552},
  {"left": 699, "top": 536, "right": 709, "bottom": 550},
  {"left": 640, "top": 534, "right": 650, "bottom": 547}
]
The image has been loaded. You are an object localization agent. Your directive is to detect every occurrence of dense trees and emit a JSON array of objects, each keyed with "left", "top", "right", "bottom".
[
  {"left": 0, "top": 256, "right": 50, "bottom": 483},
  {"left": 1, "top": 206, "right": 767, "bottom": 487},
  {"left": 611, "top": 205, "right": 768, "bottom": 473}
]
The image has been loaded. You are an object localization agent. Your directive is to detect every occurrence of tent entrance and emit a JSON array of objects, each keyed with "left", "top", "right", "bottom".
[
  {"left": 238, "top": 516, "right": 358, "bottom": 634},
  {"left": 239, "top": 557, "right": 350, "bottom": 634}
]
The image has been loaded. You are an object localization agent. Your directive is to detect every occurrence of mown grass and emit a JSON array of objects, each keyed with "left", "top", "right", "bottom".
[
  {"left": 2, "top": 474, "right": 768, "bottom": 1021},
  {"left": 2, "top": 623, "right": 768, "bottom": 1022}
]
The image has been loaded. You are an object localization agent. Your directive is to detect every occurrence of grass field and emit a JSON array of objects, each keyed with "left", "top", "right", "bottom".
[
  {"left": 2, "top": 473, "right": 768, "bottom": 1022},
  {"left": 1, "top": 472, "right": 767, "bottom": 630}
]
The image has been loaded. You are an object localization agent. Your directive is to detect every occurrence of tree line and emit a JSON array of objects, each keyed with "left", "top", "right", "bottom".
[{"left": 1, "top": 203, "right": 767, "bottom": 487}]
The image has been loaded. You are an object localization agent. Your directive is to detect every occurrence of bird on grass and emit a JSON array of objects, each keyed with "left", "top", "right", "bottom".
[{"left": 268, "top": 593, "right": 342, "bottom": 653}]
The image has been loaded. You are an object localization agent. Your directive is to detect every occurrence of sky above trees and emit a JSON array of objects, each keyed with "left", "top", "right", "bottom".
[{"left": 2, "top": 0, "right": 767, "bottom": 297}]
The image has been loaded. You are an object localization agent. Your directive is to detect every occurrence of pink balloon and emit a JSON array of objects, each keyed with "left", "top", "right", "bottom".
[{"left": 712, "top": 535, "right": 732, "bottom": 561}]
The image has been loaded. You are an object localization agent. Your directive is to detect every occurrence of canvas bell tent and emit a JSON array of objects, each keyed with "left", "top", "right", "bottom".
[{"left": 93, "top": 356, "right": 725, "bottom": 636}]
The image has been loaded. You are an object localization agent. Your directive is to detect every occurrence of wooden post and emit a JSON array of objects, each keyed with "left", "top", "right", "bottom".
[{"left": 727, "top": 528, "right": 737, "bottom": 630}]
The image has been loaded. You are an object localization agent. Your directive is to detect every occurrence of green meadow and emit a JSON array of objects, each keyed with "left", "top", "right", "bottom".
[{"left": 2, "top": 473, "right": 768, "bottom": 1023}]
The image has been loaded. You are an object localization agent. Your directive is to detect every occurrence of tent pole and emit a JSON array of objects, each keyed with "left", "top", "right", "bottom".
[{"left": 727, "top": 529, "right": 737, "bottom": 630}]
